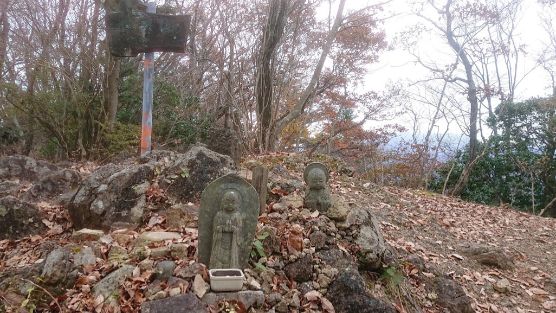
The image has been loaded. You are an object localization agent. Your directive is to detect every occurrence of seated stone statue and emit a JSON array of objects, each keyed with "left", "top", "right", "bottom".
[
  {"left": 304, "top": 163, "right": 331, "bottom": 212},
  {"left": 209, "top": 190, "right": 242, "bottom": 269}
]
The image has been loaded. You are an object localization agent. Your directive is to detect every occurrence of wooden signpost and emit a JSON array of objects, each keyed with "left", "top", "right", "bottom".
[{"left": 105, "top": 0, "right": 190, "bottom": 156}]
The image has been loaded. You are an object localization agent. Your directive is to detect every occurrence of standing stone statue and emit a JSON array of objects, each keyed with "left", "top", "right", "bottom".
[
  {"left": 198, "top": 174, "right": 259, "bottom": 269},
  {"left": 303, "top": 163, "right": 331, "bottom": 212}
]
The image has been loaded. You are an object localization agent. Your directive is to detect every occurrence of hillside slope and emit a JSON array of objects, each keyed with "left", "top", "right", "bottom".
[{"left": 0, "top": 152, "right": 554, "bottom": 313}]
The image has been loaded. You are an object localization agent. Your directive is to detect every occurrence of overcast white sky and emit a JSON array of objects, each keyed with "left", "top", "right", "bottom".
[
  {"left": 332, "top": 0, "right": 556, "bottom": 143},
  {"left": 364, "top": 0, "right": 552, "bottom": 96}
]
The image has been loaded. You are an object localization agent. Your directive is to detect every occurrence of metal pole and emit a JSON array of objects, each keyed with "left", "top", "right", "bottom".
[{"left": 141, "top": 2, "right": 156, "bottom": 156}]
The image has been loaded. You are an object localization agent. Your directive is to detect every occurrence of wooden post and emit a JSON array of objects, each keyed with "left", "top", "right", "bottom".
[
  {"left": 140, "top": 2, "right": 155, "bottom": 157},
  {"left": 252, "top": 166, "right": 269, "bottom": 215}
]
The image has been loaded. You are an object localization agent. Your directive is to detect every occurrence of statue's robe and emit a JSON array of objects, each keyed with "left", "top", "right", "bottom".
[{"left": 209, "top": 211, "right": 242, "bottom": 269}]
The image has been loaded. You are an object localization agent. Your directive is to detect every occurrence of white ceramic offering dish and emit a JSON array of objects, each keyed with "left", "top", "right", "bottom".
[{"left": 208, "top": 269, "right": 245, "bottom": 292}]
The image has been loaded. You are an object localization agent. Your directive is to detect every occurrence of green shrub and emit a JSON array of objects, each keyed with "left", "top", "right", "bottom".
[{"left": 102, "top": 123, "right": 141, "bottom": 156}]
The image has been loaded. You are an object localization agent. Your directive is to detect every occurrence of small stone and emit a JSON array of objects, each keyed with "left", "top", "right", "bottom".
[
  {"left": 493, "top": 278, "right": 511, "bottom": 293},
  {"left": 321, "top": 265, "right": 339, "bottom": 278},
  {"left": 168, "top": 277, "right": 189, "bottom": 289},
  {"left": 266, "top": 258, "right": 284, "bottom": 269},
  {"left": 284, "top": 254, "right": 313, "bottom": 283},
  {"left": 309, "top": 231, "right": 327, "bottom": 250},
  {"left": 267, "top": 292, "right": 282, "bottom": 306},
  {"left": 248, "top": 277, "right": 262, "bottom": 290},
  {"left": 112, "top": 233, "right": 133, "bottom": 246},
  {"left": 139, "top": 259, "right": 155, "bottom": 271},
  {"left": 72, "top": 228, "right": 105, "bottom": 242},
  {"left": 325, "top": 195, "right": 349, "bottom": 221},
  {"left": 93, "top": 265, "right": 135, "bottom": 299},
  {"left": 108, "top": 246, "right": 129, "bottom": 263},
  {"left": 136, "top": 232, "right": 181, "bottom": 246},
  {"left": 156, "top": 261, "right": 176, "bottom": 280},
  {"left": 131, "top": 246, "right": 149, "bottom": 260},
  {"left": 165, "top": 203, "right": 199, "bottom": 230},
  {"left": 317, "top": 274, "right": 332, "bottom": 288},
  {"left": 259, "top": 226, "right": 280, "bottom": 255},
  {"left": 150, "top": 246, "right": 171, "bottom": 258},
  {"left": 285, "top": 290, "right": 300, "bottom": 308},
  {"left": 280, "top": 194, "right": 304, "bottom": 209},
  {"left": 192, "top": 274, "right": 209, "bottom": 298},
  {"left": 272, "top": 202, "right": 287, "bottom": 213},
  {"left": 73, "top": 246, "right": 96, "bottom": 267},
  {"left": 99, "top": 234, "right": 114, "bottom": 245},
  {"left": 175, "top": 262, "right": 206, "bottom": 279},
  {"left": 169, "top": 287, "right": 181, "bottom": 297},
  {"left": 42, "top": 247, "right": 73, "bottom": 285},
  {"left": 145, "top": 281, "right": 164, "bottom": 298},
  {"left": 275, "top": 300, "right": 289, "bottom": 313},
  {"left": 316, "top": 248, "right": 357, "bottom": 271},
  {"left": 297, "top": 282, "right": 314, "bottom": 295},
  {"left": 170, "top": 243, "right": 188, "bottom": 259},
  {"left": 149, "top": 290, "right": 167, "bottom": 301}
]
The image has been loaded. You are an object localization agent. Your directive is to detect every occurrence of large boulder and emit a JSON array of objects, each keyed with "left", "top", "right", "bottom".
[
  {"left": 24, "top": 168, "right": 81, "bottom": 202},
  {"left": 0, "top": 155, "right": 81, "bottom": 202},
  {"left": 351, "top": 207, "right": 391, "bottom": 270},
  {"left": 433, "top": 278, "right": 474, "bottom": 313},
  {"left": 68, "top": 163, "right": 154, "bottom": 229},
  {"left": 285, "top": 254, "right": 313, "bottom": 283},
  {"left": 327, "top": 270, "right": 396, "bottom": 313},
  {"left": 460, "top": 244, "right": 514, "bottom": 270},
  {"left": 0, "top": 180, "right": 20, "bottom": 197},
  {"left": 0, "top": 196, "right": 47, "bottom": 239},
  {"left": 316, "top": 248, "right": 357, "bottom": 271},
  {"left": 41, "top": 247, "right": 76, "bottom": 287},
  {"left": 67, "top": 146, "right": 234, "bottom": 230},
  {"left": 0, "top": 155, "right": 59, "bottom": 181},
  {"left": 160, "top": 145, "right": 234, "bottom": 202}
]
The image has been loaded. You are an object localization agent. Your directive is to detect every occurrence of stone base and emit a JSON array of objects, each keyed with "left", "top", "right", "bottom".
[
  {"left": 202, "top": 290, "right": 264, "bottom": 309},
  {"left": 141, "top": 293, "right": 205, "bottom": 313}
]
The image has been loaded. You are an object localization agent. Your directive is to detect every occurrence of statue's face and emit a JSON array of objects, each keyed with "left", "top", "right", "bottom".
[
  {"left": 308, "top": 169, "right": 326, "bottom": 189},
  {"left": 221, "top": 191, "right": 240, "bottom": 212}
]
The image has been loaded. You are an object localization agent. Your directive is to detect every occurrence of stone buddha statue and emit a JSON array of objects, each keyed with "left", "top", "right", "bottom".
[
  {"left": 198, "top": 174, "right": 258, "bottom": 270},
  {"left": 209, "top": 190, "right": 242, "bottom": 269},
  {"left": 304, "top": 163, "right": 331, "bottom": 212}
]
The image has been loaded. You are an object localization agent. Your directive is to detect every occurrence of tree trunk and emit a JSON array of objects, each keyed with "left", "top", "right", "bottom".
[
  {"left": 0, "top": 0, "right": 9, "bottom": 82},
  {"left": 256, "top": 0, "right": 288, "bottom": 152},
  {"left": 272, "top": 0, "right": 346, "bottom": 148},
  {"left": 105, "top": 54, "right": 121, "bottom": 131},
  {"left": 450, "top": 148, "right": 486, "bottom": 196},
  {"left": 444, "top": 0, "right": 479, "bottom": 161}
]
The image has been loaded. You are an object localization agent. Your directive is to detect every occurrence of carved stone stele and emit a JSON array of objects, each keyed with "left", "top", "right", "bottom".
[
  {"left": 303, "top": 162, "right": 332, "bottom": 212},
  {"left": 198, "top": 174, "right": 259, "bottom": 269}
]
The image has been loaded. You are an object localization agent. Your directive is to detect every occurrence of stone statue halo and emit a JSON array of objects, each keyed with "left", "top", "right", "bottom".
[{"left": 304, "top": 162, "right": 330, "bottom": 184}]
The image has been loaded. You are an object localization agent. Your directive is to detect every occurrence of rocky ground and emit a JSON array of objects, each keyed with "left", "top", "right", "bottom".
[{"left": 0, "top": 148, "right": 555, "bottom": 313}]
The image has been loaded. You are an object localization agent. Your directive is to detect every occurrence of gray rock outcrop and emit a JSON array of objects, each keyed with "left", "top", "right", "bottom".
[
  {"left": 68, "top": 163, "right": 154, "bottom": 229},
  {"left": 0, "top": 196, "right": 46, "bottom": 239},
  {"left": 67, "top": 146, "right": 234, "bottom": 230},
  {"left": 161, "top": 145, "right": 235, "bottom": 201},
  {"left": 327, "top": 270, "right": 396, "bottom": 313}
]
